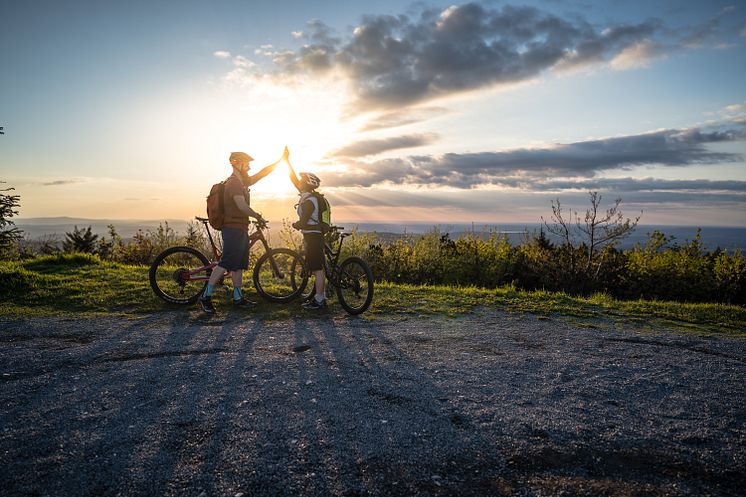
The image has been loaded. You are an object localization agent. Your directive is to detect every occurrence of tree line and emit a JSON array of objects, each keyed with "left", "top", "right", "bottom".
[{"left": 1, "top": 184, "right": 744, "bottom": 305}]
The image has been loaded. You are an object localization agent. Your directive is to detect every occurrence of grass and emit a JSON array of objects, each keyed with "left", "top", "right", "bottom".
[
  {"left": 373, "top": 282, "right": 746, "bottom": 335},
  {"left": 1, "top": 254, "right": 745, "bottom": 336}
]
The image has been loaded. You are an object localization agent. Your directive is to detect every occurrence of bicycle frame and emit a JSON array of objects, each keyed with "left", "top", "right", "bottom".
[
  {"left": 181, "top": 218, "right": 276, "bottom": 283},
  {"left": 320, "top": 229, "right": 351, "bottom": 286}
]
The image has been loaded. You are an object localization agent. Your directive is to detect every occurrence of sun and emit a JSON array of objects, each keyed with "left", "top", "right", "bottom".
[
  {"left": 131, "top": 74, "right": 361, "bottom": 220},
  {"left": 212, "top": 78, "right": 358, "bottom": 195}
]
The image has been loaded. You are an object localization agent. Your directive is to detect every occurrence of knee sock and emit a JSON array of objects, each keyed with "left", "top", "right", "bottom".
[
  {"left": 233, "top": 287, "right": 243, "bottom": 300},
  {"left": 204, "top": 284, "right": 215, "bottom": 297}
]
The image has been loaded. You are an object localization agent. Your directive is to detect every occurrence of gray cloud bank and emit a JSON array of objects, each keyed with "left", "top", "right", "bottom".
[
  {"left": 358, "top": 107, "right": 449, "bottom": 131},
  {"left": 326, "top": 187, "right": 746, "bottom": 223},
  {"left": 322, "top": 125, "right": 746, "bottom": 188},
  {"left": 272, "top": 3, "right": 667, "bottom": 111},
  {"left": 327, "top": 133, "right": 438, "bottom": 158},
  {"left": 41, "top": 180, "right": 83, "bottom": 186}
]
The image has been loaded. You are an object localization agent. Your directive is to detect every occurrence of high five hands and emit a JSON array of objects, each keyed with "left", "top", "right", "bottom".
[{"left": 283, "top": 146, "right": 301, "bottom": 191}]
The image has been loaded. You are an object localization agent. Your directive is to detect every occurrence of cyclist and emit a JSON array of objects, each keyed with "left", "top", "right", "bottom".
[
  {"left": 285, "top": 148, "right": 328, "bottom": 310},
  {"left": 199, "top": 149, "right": 286, "bottom": 314}
]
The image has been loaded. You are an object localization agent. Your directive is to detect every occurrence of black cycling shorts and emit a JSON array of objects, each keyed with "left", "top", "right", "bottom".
[{"left": 303, "top": 233, "right": 324, "bottom": 271}]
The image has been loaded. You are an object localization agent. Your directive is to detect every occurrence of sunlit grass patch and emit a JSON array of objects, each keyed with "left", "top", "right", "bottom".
[
  {"left": 370, "top": 282, "right": 745, "bottom": 335},
  {"left": 601, "top": 298, "right": 746, "bottom": 335},
  {"left": 0, "top": 256, "right": 744, "bottom": 336},
  {"left": 1, "top": 255, "right": 159, "bottom": 317}
]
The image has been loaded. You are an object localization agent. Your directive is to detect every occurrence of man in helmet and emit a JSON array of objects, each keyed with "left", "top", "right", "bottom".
[
  {"left": 199, "top": 148, "right": 286, "bottom": 314},
  {"left": 286, "top": 149, "right": 328, "bottom": 309}
]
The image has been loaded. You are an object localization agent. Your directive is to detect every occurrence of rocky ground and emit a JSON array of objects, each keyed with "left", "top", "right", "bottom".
[{"left": 1, "top": 309, "right": 745, "bottom": 496}]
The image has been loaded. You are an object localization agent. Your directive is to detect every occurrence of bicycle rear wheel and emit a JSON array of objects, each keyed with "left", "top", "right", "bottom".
[
  {"left": 253, "top": 248, "right": 308, "bottom": 303},
  {"left": 335, "top": 256, "right": 374, "bottom": 315},
  {"left": 149, "top": 246, "right": 211, "bottom": 305}
]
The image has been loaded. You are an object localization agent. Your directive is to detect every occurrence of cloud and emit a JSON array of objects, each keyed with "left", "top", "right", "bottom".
[
  {"left": 679, "top": 5, "right": 736, "bottom": 49},
  {"left": 327, "top": 133, "right": 439, "bottom": 158},
  {"left": 359, "top": 107, "right": 449, "bottom": 131},
  {"left": 232, "top": 55, "right": 255, "bottom": 68},
  {"left": 266, "top": 3, "right": 665, "bottom": 112},
  {"left": 321, "top": 124, "right": 746, "bottom": 188},
  {"left": 721, "top": 102, "right": 746, "bottom": 115},
  {"left": 213, "top": 50, "right": 231, "bottom": 59},
  {"left": 523, "top": 177, "right": 746, "bottom": 193},
  {"left": 326, "top": 185, "right": 746, "bottom": 214},
  {"left": 41, "top": 180, "right": 82, "bottom": 186},
  {"left": 609, "top": 40, "right": 666, "bottom": 70}
]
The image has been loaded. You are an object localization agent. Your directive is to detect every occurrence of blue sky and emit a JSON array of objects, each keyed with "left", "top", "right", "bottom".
[{"left": 1, "top": 0, "right": 745, "bottom": 225}]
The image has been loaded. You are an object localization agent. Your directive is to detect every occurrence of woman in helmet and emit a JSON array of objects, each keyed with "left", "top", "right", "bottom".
[{"left": 286, "top": 148, "right": 328, "bottom": 309}]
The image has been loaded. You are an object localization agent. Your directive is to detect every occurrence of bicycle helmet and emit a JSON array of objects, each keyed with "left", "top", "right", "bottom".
[
  {"left": 299, "top": 172, "right": 321, "bottom": 189},
  {"left": 229, "top": 151, "right": 254, "bottom": 163}
]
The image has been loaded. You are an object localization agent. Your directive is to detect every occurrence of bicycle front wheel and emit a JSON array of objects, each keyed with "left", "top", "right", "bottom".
[
  {"left": 149, "top": 246, "right": 211, "bottom": 305},
  {"left": 253, "top": 248, "right": 308, "bottom": 303},
  {"left": 335, "top": 256, "right": 374, "bottom": 315}
]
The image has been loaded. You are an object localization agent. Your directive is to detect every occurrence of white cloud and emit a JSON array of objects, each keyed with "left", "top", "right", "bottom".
[
  {"left": 213, "top": 50, "right": 231, "bottom": 59},
  {"left": 720, "top": 102, "right": 746, "bottom": 116},
  {"left": 291, "top": 31, "right": 304, "bottom": 39},
  {"left": 610, "top": 41, "right": 666, "bottom": 70},
  {"left": 233, "top": 55, "right": 255, "bottom": 69}
]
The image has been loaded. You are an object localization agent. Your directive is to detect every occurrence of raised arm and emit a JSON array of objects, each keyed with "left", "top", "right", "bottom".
[
  {"left": 285, "top": 147, "right": 302, "bottom": 192},
  {"left": 246, "top": 158, "right": 280, "bottom": 186}
]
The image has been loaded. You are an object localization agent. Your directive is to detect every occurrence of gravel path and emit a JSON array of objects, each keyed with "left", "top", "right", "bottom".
[{"left": 1, "top": 310, "right": 745, "bottom": 497}]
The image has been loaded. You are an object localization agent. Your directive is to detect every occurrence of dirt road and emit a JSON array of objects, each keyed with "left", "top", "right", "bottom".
[{"left": 1, "top": 310, "right": 745, "bottom": 496}]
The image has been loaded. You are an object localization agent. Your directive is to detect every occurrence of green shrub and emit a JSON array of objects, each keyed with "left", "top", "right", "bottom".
[
  {"left": 713, "top": 250, "right": 746, "bottom": 304},
  {"left": 6, "top": 218, "right": 743, "bottom": 306},
  {"left": 622, "top": 231, "right": 716, "bottom": 302}
]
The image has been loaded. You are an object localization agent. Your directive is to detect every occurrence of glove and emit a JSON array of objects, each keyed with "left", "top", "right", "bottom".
[{"left": 292, "top": 221, "right": 302, "bottom": 230}]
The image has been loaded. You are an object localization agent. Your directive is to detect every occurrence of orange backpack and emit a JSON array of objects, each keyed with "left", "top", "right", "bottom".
[{"left": 206, "top": 181, "right": 225, "bottom": 230}]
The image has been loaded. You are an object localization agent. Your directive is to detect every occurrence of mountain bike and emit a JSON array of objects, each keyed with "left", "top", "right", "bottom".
[
  {"left": 149, "top": 217, "right": 305, "bottom": 305},
  {"left": 289, "top": 226, "right": 374, "bottom": 315}
]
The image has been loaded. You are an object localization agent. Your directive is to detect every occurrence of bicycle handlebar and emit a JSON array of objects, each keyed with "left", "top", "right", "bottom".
[
  {"left": 253, "top": 218, "right": 269, "bottom": 230},
  {"left": 194, "top": 216, "right": 268, "bottom": 230}
]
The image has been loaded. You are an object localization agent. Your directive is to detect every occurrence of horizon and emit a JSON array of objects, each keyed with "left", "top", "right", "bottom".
[
  {"left": 14, "top": 216, "right": 746, "bottom": 253},
  {"left": 13, "top": 215, "right": 746, "bottom": 229},
  {"left": 2, "top": 1, "right": 745, "bottom": 225}
]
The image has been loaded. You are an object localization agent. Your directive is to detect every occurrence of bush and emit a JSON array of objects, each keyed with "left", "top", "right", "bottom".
[
  {"left": 622, "top": 230, "right": 715, "bottom": 302},
  {"left": 63, "top": 226, "right": 98, "bottom": 253},
  {"left": 348, "top": 227, "right": 743, "bottom": 306},
  {"left": 713, "top": 250, "right": 746, "bottom": 305},
  {"left": 5, "top": 215, "right": 743, "bottom": 306}
]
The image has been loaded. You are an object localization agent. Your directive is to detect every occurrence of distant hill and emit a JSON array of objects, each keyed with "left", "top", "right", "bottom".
[
  {"left": 15, "top": 218, "right": 191, "bottom": 239},
  {"left": 13, "top": 217, "right": 746, "bottom": 251}
]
